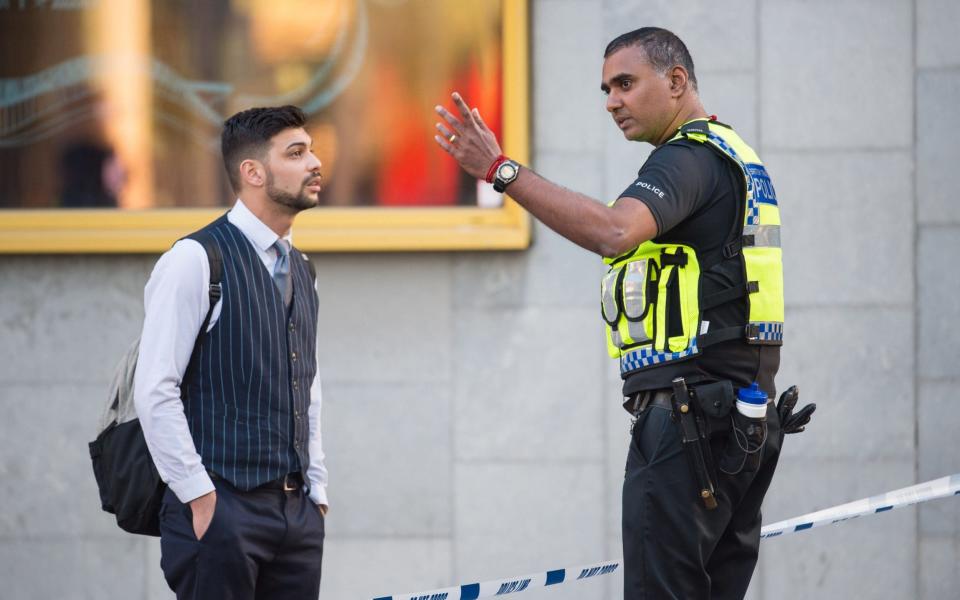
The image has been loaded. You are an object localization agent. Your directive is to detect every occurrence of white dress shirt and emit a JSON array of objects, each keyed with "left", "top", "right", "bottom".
[{"left": 133, "top": 200, "right": 328, "bottom": 506}]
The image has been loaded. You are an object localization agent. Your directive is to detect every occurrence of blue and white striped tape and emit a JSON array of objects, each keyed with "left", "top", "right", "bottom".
[
  {"left": 759, "top": 472, "right": 960, "bottom": 539},
  {"left": 374, "top": 473, "right": 960, "bottom": 600},
  {"left": 373, "top": 561, "right": 618, "bottom": 600}
]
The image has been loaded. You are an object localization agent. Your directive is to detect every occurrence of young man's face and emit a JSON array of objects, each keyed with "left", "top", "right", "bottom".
[
  {"left": 601, "top": 45, "right": 676, "bottom": 145},
  {"left": 263, "top": 127, "right": 323, "bottom": 211}
]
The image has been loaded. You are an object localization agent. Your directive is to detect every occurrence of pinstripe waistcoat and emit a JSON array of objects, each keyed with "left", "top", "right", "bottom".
[{"left": 181, "top": 217, "right": 318, "bottom": 491}]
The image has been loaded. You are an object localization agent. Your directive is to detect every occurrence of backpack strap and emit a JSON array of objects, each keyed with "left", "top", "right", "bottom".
[
  {"left": 182, "top": 214, "right": 227, "bottom": 376},
  {"left": 184, "top": 228, "right": 223, "bottom": 335},
  {"left": 299, "top": 250, "right": 317, "bottom": 282}
]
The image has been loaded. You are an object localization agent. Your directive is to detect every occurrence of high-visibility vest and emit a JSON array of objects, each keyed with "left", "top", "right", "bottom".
[{"left": 601, "top": 118, "right": 784, "bottom": 378}]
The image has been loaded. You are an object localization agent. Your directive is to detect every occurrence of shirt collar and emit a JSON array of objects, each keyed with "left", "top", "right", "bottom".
[{"left": 227, "top": 199, "right": 293, "bottom": 253}]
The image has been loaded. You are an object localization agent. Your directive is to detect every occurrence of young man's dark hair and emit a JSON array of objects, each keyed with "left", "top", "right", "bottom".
[
  {"left": 604, "top": 27, "right": 698, "bottom": 91},
  {"left": 221, "top": 105, "right": 307, "bottom": 192}
]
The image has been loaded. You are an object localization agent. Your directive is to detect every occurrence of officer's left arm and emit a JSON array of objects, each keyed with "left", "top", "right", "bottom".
[{"left": 434, "top": 93, "right": 656, "bottom": 258}]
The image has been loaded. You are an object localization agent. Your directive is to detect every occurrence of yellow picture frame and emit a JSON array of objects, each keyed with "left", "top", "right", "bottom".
[{"left": 0, "top": 0, "right": 530, "bottom": 254}]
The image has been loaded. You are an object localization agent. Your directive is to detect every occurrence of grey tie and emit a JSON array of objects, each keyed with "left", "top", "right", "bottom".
[{"left": 273, "top": 239, "right": 292, "bottom": 308}]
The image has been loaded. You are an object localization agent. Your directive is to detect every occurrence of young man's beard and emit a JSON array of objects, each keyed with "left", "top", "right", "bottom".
[{"left": 265, "top": 170, "right": 318, "bottom": 212}]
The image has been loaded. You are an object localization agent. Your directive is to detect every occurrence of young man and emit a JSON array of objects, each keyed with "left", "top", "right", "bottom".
[
  {"left": 135, "top": 105, "right": 328, "bottom": 599},
  {"left": 435, "top": 28, "right": 786, "bottom": 599}
]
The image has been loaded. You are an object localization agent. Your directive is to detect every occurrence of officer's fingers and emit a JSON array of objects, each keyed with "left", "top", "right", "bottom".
[
  {"left": 451, "top": 92, "right": 475, "bottom": 123},
  {"left": 434, "top": 134, "right": 455, "bottom": 154},
  {"left": 472, "top": 108, "right": 491, "bottom": 132},
  {"left": 436, "top": 122, "right": 454, "bottom": 140},
  {"left": 434, "top": 105, "right": 463, "bottom": 133}
]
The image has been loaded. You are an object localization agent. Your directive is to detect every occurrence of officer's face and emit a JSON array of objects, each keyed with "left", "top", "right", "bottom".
[
  {"left": 263, "top": 128, "right": 323, "bottom": 211},
  {"left": 602, "top": 45, "right": 675, "bottom": 145}
]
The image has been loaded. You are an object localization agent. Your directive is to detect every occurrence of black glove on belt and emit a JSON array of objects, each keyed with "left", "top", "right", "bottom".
[{"left": 776, "top": 385, "right": 816, "bottom": 434}]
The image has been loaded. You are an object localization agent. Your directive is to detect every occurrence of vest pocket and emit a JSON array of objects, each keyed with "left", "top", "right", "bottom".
[
  {"left": 621, "top": 258, "right": 657, "bottom": 346},
  {"left": 603, "top": 258, "right": 658, "bottom": 357},
  {"left": 621, "top": 258, "right": 654, "bottom": 345},
  {"left": 600, "top": 267, "right": 623, "bottom": 325},
  {"left": 601, "top": 266, "right": 626, "bottom": 357},
  {"left": 657, "top": 248, "right": 701, "bottom": 354},
  {"left": 622, "top": 259, "right": 651, "bottom": 320}
]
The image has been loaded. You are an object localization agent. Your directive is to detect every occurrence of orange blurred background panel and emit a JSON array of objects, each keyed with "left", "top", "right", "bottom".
[{"left": 0, "top": 0, "right": 504, "bottom": 210}]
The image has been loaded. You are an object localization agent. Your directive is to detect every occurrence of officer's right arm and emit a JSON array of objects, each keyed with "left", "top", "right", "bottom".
[
  {"left": 133, "top": 239, "right": 216, "bottom": 504},
  {"left": 502, "top": 167, "right": 659, "bottom": 257}
]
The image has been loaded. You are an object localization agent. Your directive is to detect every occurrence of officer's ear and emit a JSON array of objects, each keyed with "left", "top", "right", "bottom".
[{"left": 668, "top": 66, "right": 689, "bottom": 97}]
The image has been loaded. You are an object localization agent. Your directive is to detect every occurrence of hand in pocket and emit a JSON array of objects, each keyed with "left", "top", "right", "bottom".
[{"left": 189, "top": 490, "right": 217, "bottom": 541}]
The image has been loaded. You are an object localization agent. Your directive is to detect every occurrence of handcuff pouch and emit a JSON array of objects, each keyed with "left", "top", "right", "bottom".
[{"left": 693, "top": 380, "right": 735, "bottom": 421}]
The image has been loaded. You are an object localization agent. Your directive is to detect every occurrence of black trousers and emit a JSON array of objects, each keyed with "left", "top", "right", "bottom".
[
  {"left": 622, "top": 392, "right": 782, "bottom": 600},
  {"left": 159, "top": 477, "right": 325, "bottom": 600}
]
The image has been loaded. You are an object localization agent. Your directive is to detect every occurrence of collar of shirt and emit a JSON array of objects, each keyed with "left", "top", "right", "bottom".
[{"left": 227, "top": 199, "right": 294, "bottom": 269}]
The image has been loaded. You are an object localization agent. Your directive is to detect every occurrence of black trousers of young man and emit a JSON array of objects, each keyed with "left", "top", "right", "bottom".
[
  {"left": 622, "top": 389, "right": 782, "bottom": 600},
  {"left": 159, "top": 475, "right": 325, "bottom": 600}
]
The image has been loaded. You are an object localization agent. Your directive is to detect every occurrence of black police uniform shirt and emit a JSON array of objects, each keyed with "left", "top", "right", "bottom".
[{"left": 617, "top": 137, "right": 780, "bottom": 397}]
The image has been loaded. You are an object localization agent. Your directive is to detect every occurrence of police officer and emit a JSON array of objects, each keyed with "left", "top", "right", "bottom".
[{"left": 435, "top": 28, "right": 787, "bottom": 599}]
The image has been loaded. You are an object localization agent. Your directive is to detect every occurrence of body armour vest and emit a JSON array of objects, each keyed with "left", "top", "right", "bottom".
[
  {"left": 601, "top": 118, "right": 784, "bottom": 378},
  {"left": 181, "top": 216, "right": 318, "bottom": 490}
]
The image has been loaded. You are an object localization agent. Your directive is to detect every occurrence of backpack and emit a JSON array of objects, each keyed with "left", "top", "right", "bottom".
[{"left": 88, "top": 230, "right": 223, "bottom": 536}]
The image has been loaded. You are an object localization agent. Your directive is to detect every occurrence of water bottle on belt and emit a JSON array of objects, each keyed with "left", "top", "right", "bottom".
[
  {"left": 736, "top": 382, "right": 768, "bottom": 420},
  {"left": 726, "top": 382, "right": 768, "bottom": 473}
]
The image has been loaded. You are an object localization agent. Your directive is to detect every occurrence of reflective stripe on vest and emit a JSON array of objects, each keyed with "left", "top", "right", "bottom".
[
  {"left": 743, "top": 224, "right": 781, "bottom": 248},
  {"left": 747, "top": 321, "right": 784, "bottom": 343},
  {"left": 620, "top": 339, "right": 700, "bottom": 376}
]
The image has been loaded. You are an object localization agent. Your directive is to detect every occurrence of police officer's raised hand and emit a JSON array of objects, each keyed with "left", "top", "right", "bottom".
[
  {"left": 434, "top": 93, "right": 657, "bottom": 259},
  {"left": 434, "top": 92, "right": 502, "bottom": 179}
]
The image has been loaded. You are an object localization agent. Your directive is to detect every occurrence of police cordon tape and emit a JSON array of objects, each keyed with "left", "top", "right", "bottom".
[
  {"left": 374, "top": 473, "right": 960, "bottom": 600},
  {"left": 373, "top": 561, "right": 619, "bottom": 600},
  {"left": 759, "top": 471, "right": 960, "bottom": 539}
]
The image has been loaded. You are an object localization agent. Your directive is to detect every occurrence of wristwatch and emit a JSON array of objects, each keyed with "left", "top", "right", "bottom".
[{"left": 492, "top": 159, "right": 521, "bottom": 193}]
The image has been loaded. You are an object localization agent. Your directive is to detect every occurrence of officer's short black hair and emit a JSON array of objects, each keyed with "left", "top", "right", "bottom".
[
  {"left": 604, "top": 27, "right": 698, "bottom": 92},
  {"left": 221, "top": 105, "right": 307, "bottom": 192}
]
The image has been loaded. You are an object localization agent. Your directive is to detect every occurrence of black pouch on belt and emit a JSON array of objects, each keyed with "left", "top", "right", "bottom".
[{"left": 692, "top": 380, "right": 735, "bottom": 436}]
